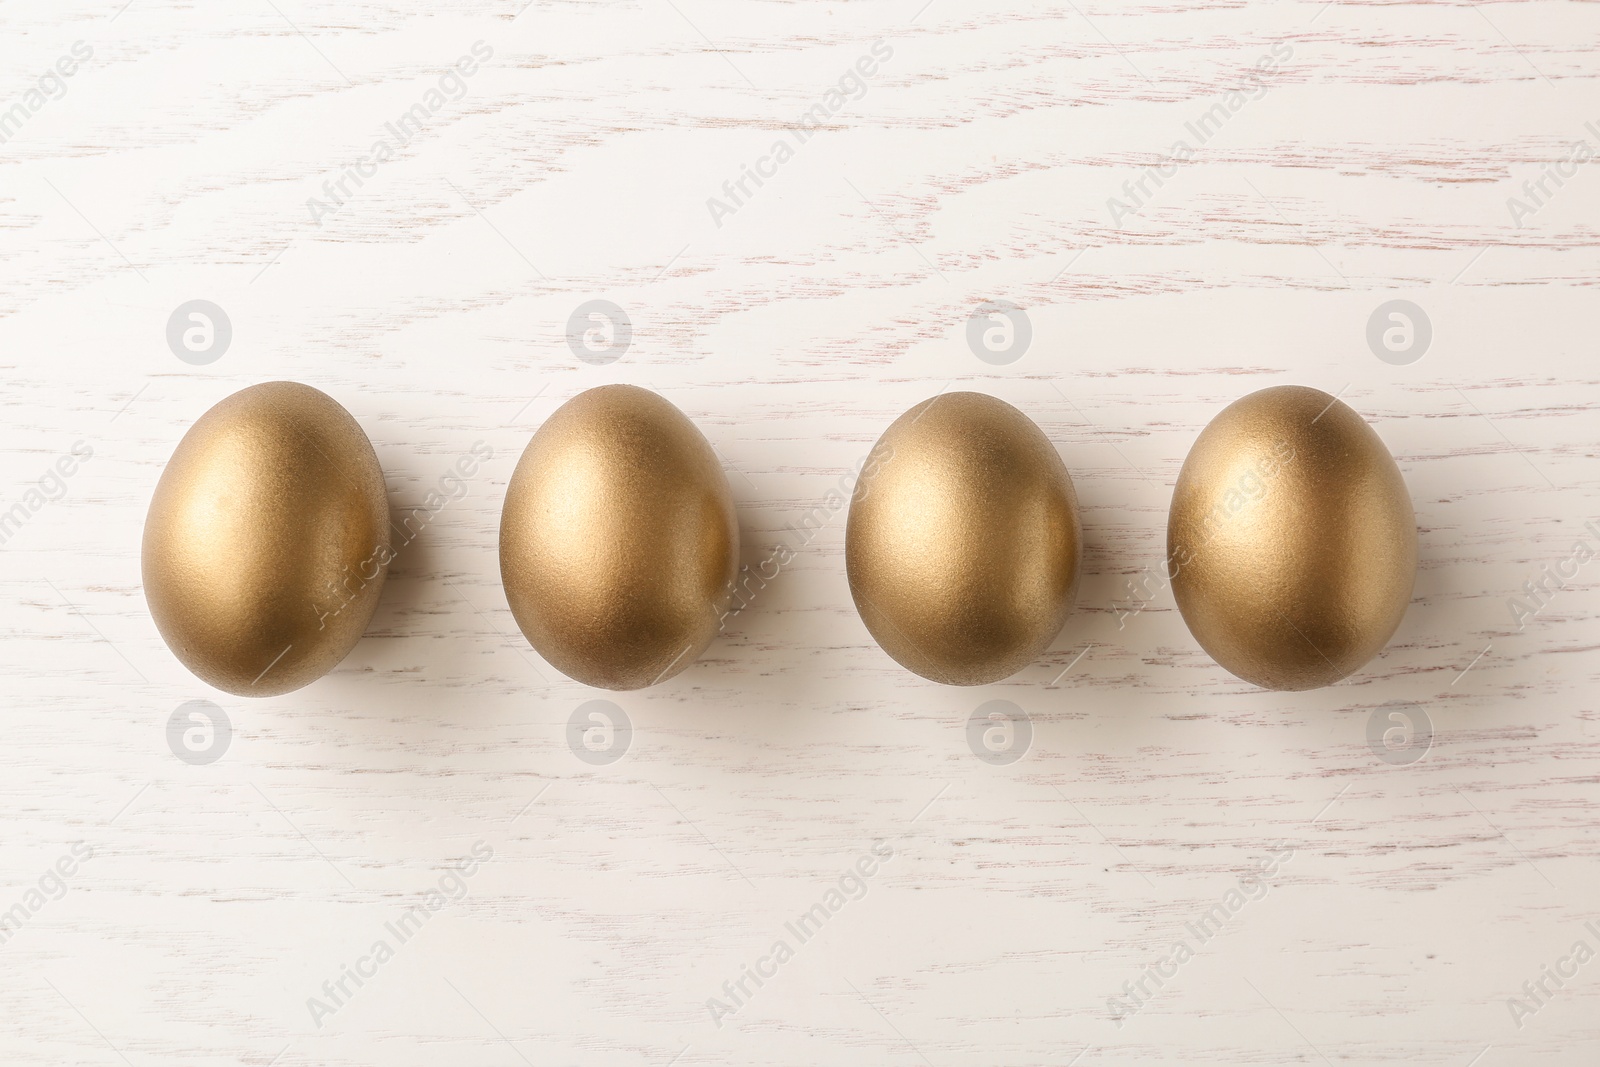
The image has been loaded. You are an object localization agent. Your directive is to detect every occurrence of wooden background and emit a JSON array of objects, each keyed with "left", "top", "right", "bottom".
[{"left": 2, "top": 0, "right": 1597, "bottom": 1063}]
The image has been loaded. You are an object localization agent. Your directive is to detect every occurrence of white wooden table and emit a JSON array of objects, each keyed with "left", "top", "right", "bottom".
[{"left": 2, "top": 1, "right": 1597, "bottom": 1063}]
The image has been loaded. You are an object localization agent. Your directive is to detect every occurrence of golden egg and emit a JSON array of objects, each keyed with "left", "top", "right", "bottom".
[
  {"left": 1167, "top": 385, "right": 1417, "bottom": 691},
  {"left": 499, "top": 384, "right": 739, "bottom": 690},
  {"left": 845, "top": 392, "right": 1082, "bottom": 685},
  {"left": 143, "top": 382, "right": 391, "bottom": 697}
]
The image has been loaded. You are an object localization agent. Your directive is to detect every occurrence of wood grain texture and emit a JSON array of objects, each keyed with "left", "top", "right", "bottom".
[{"left": 1, "top": 0, "right": 1597, "bottom": 1063}]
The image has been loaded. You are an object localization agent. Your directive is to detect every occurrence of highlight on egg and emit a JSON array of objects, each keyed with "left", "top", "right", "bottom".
[
  {"left": 142, "top": 382, "right": 392, "bottom": 697},
  {"left": 845, "top": 391, "right": 1082, "bottom": 686},
  {"left": 1166, "top": 385, "right": 1417, "bottom": 691},
  {"left": 498, "top": 384, "right": 739, "bottom": 691}
]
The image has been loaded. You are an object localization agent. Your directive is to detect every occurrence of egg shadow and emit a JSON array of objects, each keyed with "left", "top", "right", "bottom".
[
  {"left": 665, "top": 463, "right": 775, "bottom": 697},
  {"left": 1019, "top": 440, "right": 1176, "bottom": 752},
  {"left": 332, "top": 442, "right": 508, "bottom": 709}
]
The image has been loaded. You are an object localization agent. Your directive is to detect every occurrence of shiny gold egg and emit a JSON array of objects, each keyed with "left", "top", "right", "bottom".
[
  {"left": 143, "top": 382, "right": 391, "bottom": 697},
  {"left": 1167, "top": 385, "right": 1417, "bottom": 691},
  {"left": 845, "top": 392, "right": 1082, "bottom": 686},
  {"left": 499, "top": 384, "right": 739, "bottom": 690}
]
